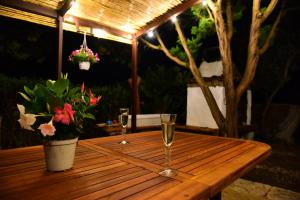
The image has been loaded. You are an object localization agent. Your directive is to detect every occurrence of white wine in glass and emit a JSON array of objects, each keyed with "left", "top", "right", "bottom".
[
  {"left": 119, "top": 108, "right": 129, "bottom": 144},
  {"left": 161, "top": 122, "right": 175, "bottom": 147},
  {"left": 159, "top": 113, "right": 177, "bottom": 177}
]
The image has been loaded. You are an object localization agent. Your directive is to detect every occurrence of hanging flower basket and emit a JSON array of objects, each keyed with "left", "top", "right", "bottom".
[
  {"left": 79, "top": 61, "right": 91, "bottom": 70},
  {"left": 69, "top": 33, "right": 100, "bottom": 70}
]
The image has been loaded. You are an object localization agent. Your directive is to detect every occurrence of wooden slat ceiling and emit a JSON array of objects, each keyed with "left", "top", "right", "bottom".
[{"left": 0, "top": 0, "right": 201, "bottom": 44}]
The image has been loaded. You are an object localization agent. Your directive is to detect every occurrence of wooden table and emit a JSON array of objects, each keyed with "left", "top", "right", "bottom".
[{"left": 0, "top": 131, "right": 270, "bottom": 200}]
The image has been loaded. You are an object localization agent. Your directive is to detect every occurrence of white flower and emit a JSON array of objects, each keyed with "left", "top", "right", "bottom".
[
  {"left": 17, "top": 104, "right": 36, "bottom": 131},
  {"left": 38, "top": 120, "right": 56, "bottom": 137}
]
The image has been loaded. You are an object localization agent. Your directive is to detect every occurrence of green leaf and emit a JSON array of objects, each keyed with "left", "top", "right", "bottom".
[
  {"left": 49, "top": 79, "right": 69, "bottom": 97},
  {"left": 23, "top": 86, "right": 34, "bottom": 97},
  {"left": 18, "top": 92, "right": 31, "bottom": 102},
  {"left": 82, "top": 113, "right": 95, "bottom": 120},
  {"left": 68, "top": 87, "right": 80, "bottom": 98}
]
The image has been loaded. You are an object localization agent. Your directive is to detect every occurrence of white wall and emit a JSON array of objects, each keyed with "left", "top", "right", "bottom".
[
  {"left": 128, "top": 114, "right": 161, "bottom": 128},
  {"left": 186, "top": 86, "right": 226, "bottom": 129}
]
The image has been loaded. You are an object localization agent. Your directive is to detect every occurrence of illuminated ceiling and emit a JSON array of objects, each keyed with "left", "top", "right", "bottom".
[{"left": 0, "top": 0, "right": 201, "bottom": 44}]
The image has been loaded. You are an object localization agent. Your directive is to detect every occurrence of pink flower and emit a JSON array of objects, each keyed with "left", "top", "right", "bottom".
[
  {"left": 88, "top": 88, "right": 101, "bottom": 105},
  {"left": 95, "top": 53, "right": 100, "bottom": 62},
  {"left": 53, "top": 103, "right": 75, "bottom": 125},
  {"left": 38, "top": 120, "right": 56, "bottom": 136},
  {"left": 90, "top": 97, "right": 97, "bottom": 105},
  {"left": 90, "top": 96, "right": 101, "bottom": 105}
]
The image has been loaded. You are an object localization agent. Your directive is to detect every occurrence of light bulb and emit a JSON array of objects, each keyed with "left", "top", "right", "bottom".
[
  {"left": 147, "top": 30, "right": 154, "bottom": 38},
  {"left": 171, "top": 15, "right": 177, "bottom": 23}
]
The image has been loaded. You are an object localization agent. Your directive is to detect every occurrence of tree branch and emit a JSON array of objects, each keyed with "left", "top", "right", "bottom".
[
  {"left": 140, "top": 37, "right": 188, "bottom": 68},
  {"left": 261, "top": 0, "right": 279, "bottom": 23},
  {"left": 207, "top": 0, "right": 217, "bottom": 13},
  {"left": 217, "top": 0, "right": 222, "bottom": 8},
  {"left": 140, "top": 38, "right": 159, "bottom": 50},
  {"left": 225, "top": 0, "right": 233, "bottom": 40},
  {"left": 259, "top": 7, "right": 283, "bottom": 55},
  {"left": 206, "top": 6, "right": 214, "bottom": 20},
  {"left": 236, "top": 0, "right": 262, "bottom": 102},
  {"left": 174, "top": 20, "right": 207, "bottom": 86},
  {"left": 175, "top": 19, "right": 226, "bottom": 127},
  {"left": 155, "top": 33, "right": 188, "bottom": 68}
]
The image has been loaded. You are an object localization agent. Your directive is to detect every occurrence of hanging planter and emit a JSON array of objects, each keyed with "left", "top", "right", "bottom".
[
  {"left": 69, "top": 32, "right": 100, "bottom": 70},
  {"left": 79, "top": 61, "right": 91, "bottom": 70}
]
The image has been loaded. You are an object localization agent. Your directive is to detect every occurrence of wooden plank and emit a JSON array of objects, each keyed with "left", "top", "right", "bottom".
[
  {"left": 0, "top": 0, "right": 57, "bottom": 18},
  {"left": 80, "top": 140, "right": 193, "bottom": 182},
  {"left": 75, "top": 172, "right": 159, "bottom": 200},
  {"left": 170, "top": 140, "right": 238, "bottom": 164},
  {"left": 101, "top": 176, "right": 171, "bottom": 199},
  {"left": 168, "top": 141, "right": 241, "bottom": 169},
  {"left": 124, "top": 179, "right": 179, "bottom": 200},
  {"left": 147, "top": 179, "right": 209, "bottom": 200},
  {"left": 0, "top": 131, "right": 270, "bottom": 200},
  {"left": 150, "top": 137, "right": 235, "bottom": 165},
  {"left": 194, "top": 143, "right": 271, "bottom": 197},
  {"left": 135, "top": 0, "right": 201, "bottom": 38},
  {"left": 0, "top": 158, "right": 129, "bottom": 196}
]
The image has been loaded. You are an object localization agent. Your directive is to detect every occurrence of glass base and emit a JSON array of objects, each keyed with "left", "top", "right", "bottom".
[
  {"left": 119, "top": 140, "right": 129, "bottom": 144},
  {"left": 159, "top": 168, "right": 176, "bottom": 177}
]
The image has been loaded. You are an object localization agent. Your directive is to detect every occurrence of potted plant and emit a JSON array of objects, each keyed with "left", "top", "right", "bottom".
[
  {"left": 68, "top": 45, "right": 100, "bottom": 70},
  {"left": 17, "top": 74, "right": 101, "bottom": 171}
]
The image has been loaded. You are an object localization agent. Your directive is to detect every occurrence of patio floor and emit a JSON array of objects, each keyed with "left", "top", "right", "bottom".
[{"left": 224, "top": 179, "right": 300, "bottom": 200}]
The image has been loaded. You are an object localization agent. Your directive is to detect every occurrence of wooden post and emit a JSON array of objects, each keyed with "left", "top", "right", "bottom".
[
  {"left": 131, "top": 37, "right": 138, "bottom": 132},
  {"left": 57, "top": 15, "right": 63, "bottom": 80}
]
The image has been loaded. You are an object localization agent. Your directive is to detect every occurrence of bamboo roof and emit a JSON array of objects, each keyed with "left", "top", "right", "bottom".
[{"left": 0, "top": 0, "right": 201, "bottom": 44}]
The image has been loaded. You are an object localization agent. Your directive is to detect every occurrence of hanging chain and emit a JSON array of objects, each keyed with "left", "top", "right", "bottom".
[{"left": 82, "top": 32, "right": 87, "bottom": 53}]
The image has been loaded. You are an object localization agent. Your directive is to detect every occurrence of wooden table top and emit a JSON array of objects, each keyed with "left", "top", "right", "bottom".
[{"left": 0, "top": 131, "right": 271, "bottom": 200}]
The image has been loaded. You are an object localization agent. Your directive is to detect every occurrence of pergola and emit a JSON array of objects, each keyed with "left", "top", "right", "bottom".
[{"left": 0, "top": 0, "right": 201, "bottom": 131}]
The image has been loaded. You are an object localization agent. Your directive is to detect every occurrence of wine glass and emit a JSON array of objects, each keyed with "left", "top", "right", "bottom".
[
  {"left": 159, "top": 113, "right": 177, "bottom": 177},
  {"left": 119, "top": 108, "right": 129, "bottom": 144}
]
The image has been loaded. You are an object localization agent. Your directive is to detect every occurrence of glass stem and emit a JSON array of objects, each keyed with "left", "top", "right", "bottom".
[
  {"left": 122, "top": 127, "right": 126, "bottom": 141},
  {"left": 165, "top": 145, "right": 171, "bottom": 169}
]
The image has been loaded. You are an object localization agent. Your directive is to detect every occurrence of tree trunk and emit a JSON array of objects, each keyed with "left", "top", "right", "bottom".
[
  {"left": 225, "top": 94, "right": 239, "bottom": 138},
  {"left": 211, "top": 2, "right": 238, "bottom": 137},
  {"left": 200, "top": 85, "right": 226, "bottom": 135}
]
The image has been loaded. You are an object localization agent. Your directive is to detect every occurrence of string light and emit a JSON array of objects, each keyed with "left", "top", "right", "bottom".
[
  {"left": 147, "top": 30, "right": 154, "bottom": 38},
  {"left": 171, "top": 15, "right": 177, "bottom": 23},
  {"left": 92, "top": 28, "right": 107, "bottom": 38},
  {"left": 126, "top": 34, "right": 132, "bottom": 39},
  {"left": 144, "top": 14, "right": 180, "bottom": 37},
  {"left": 122, "top": 23, "right": 135, "bottom": 34},
  {"left": 65, "top": 16, "right": 74, "bottom": 22}
]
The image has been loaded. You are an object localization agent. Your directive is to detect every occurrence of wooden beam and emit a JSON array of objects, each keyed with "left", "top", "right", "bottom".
[
  {"left": 58, "top": 0, "right": 73, "bottom": 17},
  {"left": 65, "top": 15, "right": 133, "bottom": 40},
  {"left": 57, "top": 15, "right": 63, "bottom": 80},
  {"left": 135, "top": 0, "right": 201, "bottom": 38},
  {"left": 131, "top": 37, "right": 138, "bottom": 132},
  {"left": 0, "top": 0, "right": 57, "bottom": 18}
]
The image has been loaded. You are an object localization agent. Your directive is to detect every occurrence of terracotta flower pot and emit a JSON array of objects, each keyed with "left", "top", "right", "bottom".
[{"left": 43, "top": 137, "right": 78, "bottom": 171}]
